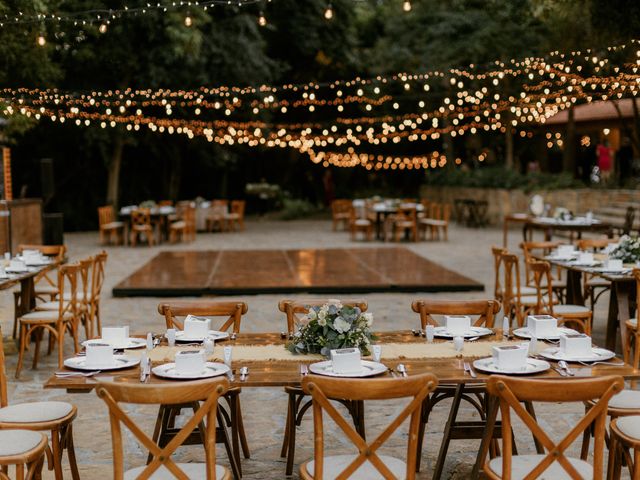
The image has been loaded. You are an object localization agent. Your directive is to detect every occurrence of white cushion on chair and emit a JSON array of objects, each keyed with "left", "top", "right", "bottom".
[
  {"left": 553, "top": 304, "right": 590, "bottom": 315},
  {"left": 354, "top": 219, "right": 371, "bottom": 226},
  {"left": 303, "top": 454, "right": 406, "bottom": 479},
  {"left": 608, "top": 390, "right": 640, "bottom": 410},
  {"left": 20, "top": 310, "right": 73, "bottom": 322},
  {"left": 0, "top": 430, "right": 44, "bottom": 456},
  {"left": 488, "top": 454, "right": 592, "bottom": 479},
  {"left": 124, "top": 463, "right": 227, "bottom": 480},
  {"left": 616, "top": 415, "right": 640, "bottom": 439},
  {"left": 102, "top": 221, "right": 124, "bottom": 229},
  {"left": 0, "top": 401, "right": 73, "bottom": 423}
]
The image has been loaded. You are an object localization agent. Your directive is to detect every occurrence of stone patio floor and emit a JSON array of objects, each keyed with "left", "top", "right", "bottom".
[{"left": 0, "top": 219, "right": 631, "bottom": 479}]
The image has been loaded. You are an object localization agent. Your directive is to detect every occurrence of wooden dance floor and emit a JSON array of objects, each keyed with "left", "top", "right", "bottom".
[{"left": 112, "top": 247, "right": 483, "bottom": 297}]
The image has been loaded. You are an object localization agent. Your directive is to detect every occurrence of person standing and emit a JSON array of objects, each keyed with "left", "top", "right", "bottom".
[{"left": 597, "top": 139, "right": 613, "bottom": 183}]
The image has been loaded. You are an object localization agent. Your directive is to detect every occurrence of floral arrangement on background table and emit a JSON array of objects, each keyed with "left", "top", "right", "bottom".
[
  {"left": 610, "top": 235, "right": 640, "bottom": 263},
  {"left": 286, "top": 300, "right": 375, "bottom": 356}
]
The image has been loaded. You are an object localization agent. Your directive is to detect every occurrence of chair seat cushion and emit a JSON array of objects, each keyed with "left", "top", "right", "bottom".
[
  {"left": 587, "top": 278, "right": 610, "bottom": 288},
  {"left": 616, "top": 415, "right": 640, "bottom": 439},
  {"left": 0, "top": 430, "right": 45, "bottom": 456},
  {"left": 132, "top": 225, "right": 152, "bottom": 231},
  {"left": 420, "top": 219, "right": 447, "bottom": 226},
  {"left": 488, "top": 454, "right": 593, "bottom": 479},
  {"left": 520, "top": 286, "right": 537, "bottom": 295},
  {"left": 102, "top": 221, "right": 124, "bottom": 229},
  {"left": 0, "top": 401, "right": 73, "bottom": 423},
  {"left": 170, "top": 221, "right": 186, "bottom": 230},
  {"left": 302, "top": 454, "right": 405, "bottom": 479},
  {"left": 224, "top": 213, "right": 240, "bottom": 220},
  {"left": 20, "top": 310, "right": 73, "bottom": 322},
  {"left": 354, "top": 219, "right": 371, "bottom": 226},
  {"left": 554, "top": 304, "right": 591, "bottom": 315},
  {"left": 124, "top": 463, "right": 226, "bottom": 480},
  {"left": 608, "top": 390, "right": 640, "bottom": 410}
]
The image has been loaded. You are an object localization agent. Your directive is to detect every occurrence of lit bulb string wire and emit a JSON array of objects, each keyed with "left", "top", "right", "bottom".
[{"left": 0, "top": 0, "right": 264, "bottom": 26}]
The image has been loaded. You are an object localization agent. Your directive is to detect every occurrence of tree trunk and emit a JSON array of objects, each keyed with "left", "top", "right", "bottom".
[
  {"left": 106, "top": 132, "right": 124, "bottom": 208},
  {"left": 168, "top": 149, "right": 182, "bottom": 201},
  {"left": 562, "top": 105, "right": 577, "bottom": 176},
  {"left": 505, "top": 111, "right": 514, "bottom": 170}
]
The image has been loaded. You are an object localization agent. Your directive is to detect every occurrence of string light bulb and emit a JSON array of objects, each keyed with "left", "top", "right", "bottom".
[
  {"left": 36, "top": 33, "right": 46, "bottom": 46},
  {"left": 403, "top": 0, "right": 412, "bottom": 12},
  {"left": 98, "top": 21, "right": 108, "bottom": 33},
  {"left": 324, "top": 3, "right": 333, "bottom": 20},
  {"left": 184, "top": 11, "right": 193, "bottom": 27},
  {"left": 258, "top": 11, "right": 267, "bottom": 26}
]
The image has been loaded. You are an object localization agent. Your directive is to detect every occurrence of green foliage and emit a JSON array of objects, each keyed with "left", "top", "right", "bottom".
[
  {"left": 277, "top": 198, "right": 321, "bottom": 220},
  {"left": 423, "top": 166, "right": 583, "bottom": 192}
]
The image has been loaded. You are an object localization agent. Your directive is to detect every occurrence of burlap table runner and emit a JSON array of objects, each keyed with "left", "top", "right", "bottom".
[{"left": 129, "top": 339, "right": 544, "bottom": 363}]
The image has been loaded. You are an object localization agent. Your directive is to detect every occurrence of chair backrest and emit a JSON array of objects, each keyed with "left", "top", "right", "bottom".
[
  {"left": 158, "top": 301, "right": 248, "bottom": 333},
  {"left": 501, "top": 252, "right": 522, "bottom": 310},
  {"left": 56, "top": 263, "right": 79, "bottom": 322},
  {"left": 96, "top": 378, "right": 229, "bottom": 480},
  {"left": 98, "top": 206, "right": 116, "bottom": 227},
  {"left": 278, "top": 299, "right": 368, "bottom": 334},
  {"left": 441, "top": 204, "right": 451, "bottom": 222},
  {"left": 397, "top": 206, "right": 417, "bottom": 223},
  {"left": 78, "top": 257, "right": 93, "bottom": 303},
  {"left": 90, "top": 251, "right": 107, "bottom": 301},
  {"left": 577, "top": 238, "right": 616, "bottom": 251},
  {"left": 485, "top": 375, "right": 623, "bottom": 480},
  {"left": 411, "top": 299, "right": 501, "bottom": 329},
  {"left": 131, "top": 208, "right": 151, "bottom": 226},
  {"left": 429, "top": 203, "right": 441, "bottom": 219},
  {"left": 230, "top": 200, "right": 245, "bottom": 216},
  {"left": 331, "top": 199, "right": 351, "bottom": 216},
  {"left": 526, "top": 260, "right": 555, "bottom": 316},
  {"left": 491, "top": 246, "right": 506, "bottom": 300},
  {"left": 302, "top": 373, "right": 438, "bottom": 480},
  {"left": 17, "top": 244, "right": 66, "bottom": 261},
  {"left": 520, "top": 241, "right": 559, "bottom": 285}
]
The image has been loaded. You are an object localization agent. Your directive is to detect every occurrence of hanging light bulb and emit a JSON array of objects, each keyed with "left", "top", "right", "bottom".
[
  {"left": 403, "top": 0, "right": 412, "bottom": 12},
  {"left": 324, "top": 3, "right": 333, "bottom": 20},
  {"left": 99, "top": 21, "right": 108, "bottom": 34},
  {"left": 36, "top": 32, "right": 46, "bottom": 46},
  {"left": 184, "top": 11, "right": 193, "bottom": 27},
  {"left": 258, "top": 11, "right": 267, "bottom": 26}
]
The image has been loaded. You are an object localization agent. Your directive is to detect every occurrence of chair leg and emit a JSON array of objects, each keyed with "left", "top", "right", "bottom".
[
  {"left": 50, "top": 428, "right": 63, "bottom": 480},
  {"left": 15, "top": 323, "right": 27, "bottom": 378},
  {"left": 284, "top": 392, "right": 298, "bottom": 476},
  {"left": 32, "top": 328, "right": 42, "bottom": 370},
  {"left": 432, "top": 385, "right": 465, "bottom": 480},
  {"left": 64, "top": 424, "right": 80, "bottom": 480}
]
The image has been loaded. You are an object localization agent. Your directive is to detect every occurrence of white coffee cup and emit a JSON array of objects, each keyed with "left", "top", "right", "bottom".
[
  {"left": 166, "top": 329, "right": 176, "bottom": 347},
  {"left": 607, "top": 259, "right": 624, "bottom": 271}
]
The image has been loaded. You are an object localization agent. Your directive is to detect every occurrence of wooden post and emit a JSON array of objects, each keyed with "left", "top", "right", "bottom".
[{"left": 2, "top": 147, "right": 11, "bottom": 201}]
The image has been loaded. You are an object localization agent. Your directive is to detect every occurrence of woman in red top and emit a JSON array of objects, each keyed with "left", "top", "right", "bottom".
[{"left": 597, "top": 140, "right": 613, "bottom": 182}]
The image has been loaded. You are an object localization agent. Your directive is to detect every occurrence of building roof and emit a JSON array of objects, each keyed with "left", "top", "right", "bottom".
[{"left": 545, "top": 98, "right": 640, "bottom": 125}]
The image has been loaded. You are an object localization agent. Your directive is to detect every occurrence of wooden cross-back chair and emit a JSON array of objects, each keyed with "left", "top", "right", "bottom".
[
  {"left": 88, "top": 251, "right": 107, "bottom": 337},
  {"left": 156, "top": 301, "right": 249, "bottom": 478},
  {"left": 410, "top": 299, "right": 516, "bottom": 476},
  {"left": 492, "top": 246, "right": 507, "bottom": 302},
  {"left": 11, "top": 244, "right": 66, "bottom": 339},
  {"left": 501, "top": 252, "right": 548, "bottom": 328},
  {"left": 527, "top": 260, "right": 593, "bottom": 335},
  {"left": 577, "top": 238, "right": 616, "bottom": 311},
  {"left": 331, "top": 199, "right": 352, "bottom": 231},
  {"left": 169, "top": 204, "right": 196, "bottom": 243},
  {"left": 484, "top": 375, "right": 623, "bottom": 480},
  {"left": 389, "top": 205, "right": 418, "bottom": 242},
  {"left": 96, "top": 379, "right": 231, "bottom": 480},
  {"left": 0, "top": 429, "right": 47, "bottom": 480},
  {"left": 97, "top": 205, "right": 124, "bottom": 245},
  {"left": 129, "top": 208, "right": 154, "bottom": 247},
  {"left": 278, "top": 298, "right": 368, "bottom": 476},
  {"left": 349, "top": 206, "right": 373, "bottom": 241},
  {"left": 225, "top": 200, "right": 246, "bottom": 231},
  {"left": 300, "top": 373, "right": 438, "bottom": 480},
  {"left": 520, "top": 241, "right": 566, "bottom": 302},
  {"left": 0, "top": 325, "right": 79, "bottom": 480},
  {"left": 16, "top": 263, "right": 80, "bottom": 378},
  {"left": 159, "top": 301, "right": 248, "bottom": 333}
]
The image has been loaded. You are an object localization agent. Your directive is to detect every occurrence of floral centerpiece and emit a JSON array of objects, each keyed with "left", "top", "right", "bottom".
[
  {"left": 610, "top": 235, "right": 640, "bottom": 263},
  {"left": 286, "top": 300, "right": 375, "bottom": 356}
]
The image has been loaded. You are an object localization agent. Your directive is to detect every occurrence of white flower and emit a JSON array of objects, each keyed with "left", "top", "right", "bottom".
[
  {"left": 362, "top": 312, "right": 374, "bottom": 327},
  {"left": 334, "top": 316, "right": 350, "bottom": 333},
  {"left": 318, "top": 315, "right": 327, "bottom": 327},
  {"left": 307, "top": 309, "right": 317, "bottom": 321}
]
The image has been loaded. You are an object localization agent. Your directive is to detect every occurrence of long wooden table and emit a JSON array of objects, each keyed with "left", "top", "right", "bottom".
[
  {"left": 45, "top": 331, "right": 639, "bottom": 477},
  {"left": 538, "top": 255, "right": 634, "bottom": 352}
]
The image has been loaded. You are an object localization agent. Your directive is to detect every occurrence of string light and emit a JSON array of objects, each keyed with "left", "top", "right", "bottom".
[
  {"left": 258, "top": 11, "right": 267, "bottom": 26},
  {"left": 184, "top": 11, "right": 193, "bottom": 27},
  {"left": 36, "top": 32, "right": 46, "bottom": 46},
  {"left": 98, "top": 21, "right": 108, "bottom": 34},
  {"left": 403, "top": 1, "right": 412, "bottom": 12},
  {"left": 324, "top": 3, "right": 334, "bottom": 20}
]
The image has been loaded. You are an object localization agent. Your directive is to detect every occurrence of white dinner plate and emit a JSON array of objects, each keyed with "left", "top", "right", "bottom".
[
  {"left": 568, "top": 260, "right": 601, "bottom": 267},
  {"left": 5, "top": 268, "right": 28, "bottom": 274},
  {"left": 433, "top": 326, "right": 493, "bottom": 339},
  {"left": 64, "top": 354, "right": 140, "bottom": 371},
  {"left": 538, "top": 347, "right": 616, "bottom": 363},
  {"left": 152, "top": 362, "right": 230, "bottom": 380},
  {"left": 173, "top": 330, "right": 230, "bottom": 342},
  {"left": 309, "top": 360, "right": 387, "bottom": 378},
  {"left": 590, "top": 267, "right": 631, "bottom": 274},
  {"left": 473, "top": 357, "right": 551, "bottom": 375},
  {"left": 513, "top": 327, "right": 578, "bottom": 341},
  {"left": 82, "top": 338, "right": 147, "bottom": 350},
  {"left": 545, "top": 255, "right": 578, "bottom": 262}
]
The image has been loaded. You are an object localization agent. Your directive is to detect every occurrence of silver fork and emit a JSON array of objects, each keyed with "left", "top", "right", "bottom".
[
  {"left": 299, "top": 364, "right": 309, "bottom": 376},
  {"left": 578, "top": 360, "right": 625, "bottom": 367},
  {"left": 56, "top": 370, "right": 101, "bottom": 377}
]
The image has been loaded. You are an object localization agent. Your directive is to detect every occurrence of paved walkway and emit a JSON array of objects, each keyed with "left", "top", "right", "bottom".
[{"left": 0, "top": 220, "right": 624, "bottom": 479}]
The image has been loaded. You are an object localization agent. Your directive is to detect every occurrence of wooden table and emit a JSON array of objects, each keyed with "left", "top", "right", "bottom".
[
  {"left": 538, "top": 256, "right": 635, "bottom": 352},
  {"left": 45, "top": 331, "right": 639, "bottom": 477},
  {"left": 0, "top": 263, "right": 58, "bottom": 323},
  {"left": 523, "top": 218, "right": 613, "bottom": 242},
  {"left": 119, "top": 207, "right": 176, "bottom": 243}
]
